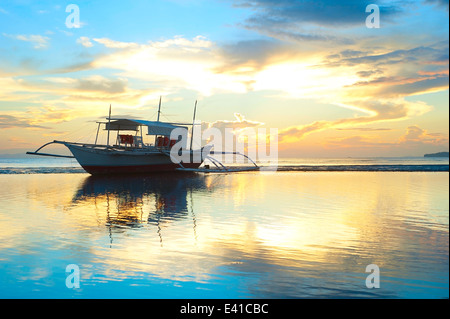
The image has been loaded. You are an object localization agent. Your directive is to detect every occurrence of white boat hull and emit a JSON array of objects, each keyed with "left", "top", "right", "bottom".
[{"left": 65, "top": 143, "right": 207, "bottom": 175}]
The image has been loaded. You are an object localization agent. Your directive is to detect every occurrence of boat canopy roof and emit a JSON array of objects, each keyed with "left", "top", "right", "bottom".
[{"left": 104, "top": 118, "right": 188, "bottom": 136}]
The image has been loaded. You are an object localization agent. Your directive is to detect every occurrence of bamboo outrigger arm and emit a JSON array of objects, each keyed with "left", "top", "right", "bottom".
[
  {"left": 176, "top": 150, "right": 260, "bottom": 173},
  {"left": 210, "top": 151, "right": 259, "bottom": 168},
  {"left": 26, "top": 140, "right": 75, "bottom": 158}
]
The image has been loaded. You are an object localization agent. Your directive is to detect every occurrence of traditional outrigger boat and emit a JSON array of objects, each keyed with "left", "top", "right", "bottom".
[{"left": 27, "top": 100, "right": 259, "bottom": 175}]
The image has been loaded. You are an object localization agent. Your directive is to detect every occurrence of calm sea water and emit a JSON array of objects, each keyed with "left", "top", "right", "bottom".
[
  {"left": 0, "top": 168, "right": 448, "bottom": 298},
  {"left": 0, "top": 156, "right": 449, "bottom": 173}
]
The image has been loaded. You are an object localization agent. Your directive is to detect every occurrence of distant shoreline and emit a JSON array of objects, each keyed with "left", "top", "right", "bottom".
[{"left": 424, "top": 152, "right": 449, "bottom": 158}]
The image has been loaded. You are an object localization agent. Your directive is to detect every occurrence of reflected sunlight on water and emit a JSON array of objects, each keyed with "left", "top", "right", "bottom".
[{"left": 0, "top": 172, "right": 448, "bottom": 298}]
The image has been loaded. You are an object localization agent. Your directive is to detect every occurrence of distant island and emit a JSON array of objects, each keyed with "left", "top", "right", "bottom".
[{"left": 424, "top": 152, "right": 449, "bottom": 157}]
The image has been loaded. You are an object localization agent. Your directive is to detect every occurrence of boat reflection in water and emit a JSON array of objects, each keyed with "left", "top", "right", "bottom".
[
  {"left": 72, "top": 172, "right": 209, "bottom": 245},
  {"left": 1, "top": 172, "right": 447, "bottom": 298}
]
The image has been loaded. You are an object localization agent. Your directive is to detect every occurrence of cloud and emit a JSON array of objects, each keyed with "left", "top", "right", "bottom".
[
  {"left": 424, "top": 0, "right": 449, "bottom": 9},
  {"left": 0, "top": 114, "right": 50, "bottom": 129},
  {"left": 207, "top": 112, "right": 264, "bottom": 132},
  {"left": 322, "top": 125, "right": 448, "bottom": 154},
  {"left": 326, "top": 44, "right": 449, "bottom": 69},
  {"left": 0, "top": 104, "right": 87, "bottom": 130},
  {"left": 345, "top": 73, "right": 449, "bottom": 99},
  {"left": 91, "top": 36, "right": 250, "bottom": 95},
  {"left": 399, "top": 125, "right": 449, "bottom": 145},
  {"left": 400, "top": 125, "right": 428, "bottom": 141},
  {"left": 49, "top": 61, "right": 95, "bottom": 75},
  {"left": 321, "top": 42, "right": 449, "bottom": 96},
  {"left": 77, "top": 36, "right": 94, "bottom": 48},
  {"left": 336, "top": 127, "right": 392, "bottom": 131},
  {"left": 26, "top": 106, "right": 80, "bottom": 125},
  {"left": 93, "top": 38, "right": 139, "bottom": 49},
  {"left": 279, "top": 121, "right": 332, "bottom": 143},
  {"left": 17, "top": 75, "right": 128, "bottom": 95},
  {"left": 356, "top": 70, "right": 384, "bottom": 78},
  {"left": 2, "top": 104, "right": 102, "bottom": 131},
  {"left": 236, "top": 0, "right": 403, "bottom": 26},
  {"left": 7, "top": 136, "right": 34, "bottom": 146},
  {"left": 73, "top": 76, "right": 128, "bottom": 94},
  {"left": 0, "top": 77, "right": 46, "bottom": 102},
  {"left": 0, "top": 73, "right": 157, "bottom": 128},
  {"left": 241, "top": 17, "right": 346, "bottom": 43},
  {"left": 278, "top": 99, "right": 433, "bottom": 143},
  {"left": 234, "top": 0, "right": 405, "bottom": 43},
  {"left": 3, "top": 33, "right": 50, "bottom": 49},
  {"left": 200, "top": 113, "right": 266, "bottom": 150},
  {"left": 214, "top": 39, "right": 290, "bottom": 74},
  {"left": 325, "top": 135, "right": 396, "bottom": 149},
  {"left": 375, "top": 76, "right": 449, "bottom": 97}
]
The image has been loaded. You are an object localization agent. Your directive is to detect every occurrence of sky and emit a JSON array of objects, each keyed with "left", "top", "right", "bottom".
[{"left": 0, "top": 0, "right": 448, "bottom": 157}]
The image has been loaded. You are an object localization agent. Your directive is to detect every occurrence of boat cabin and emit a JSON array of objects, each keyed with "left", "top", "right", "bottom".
[{"left": 98, "top": 118, "right": 189, "bottom": 150}]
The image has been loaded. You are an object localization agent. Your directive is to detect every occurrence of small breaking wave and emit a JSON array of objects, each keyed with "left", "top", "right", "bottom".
[
  {"left": 273, "top": 164, "right": 450, "bottom": 172},
  {"left": 0, "top": 167, "right": 87, "bottom": 174}
]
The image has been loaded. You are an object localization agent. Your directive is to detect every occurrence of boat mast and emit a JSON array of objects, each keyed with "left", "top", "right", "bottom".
[
  {"left": 157, "top": 96, "right": 161, "bottom": 122},
  {"left": 107, "top": 104, "right": 111, "bottom": 146},
  {"left": 190, "top": 100, "right": 197, "bottom": 150},
  {"left": 94, "top": 122, "right": 101, "bottom": 145},
  {"left": 155, "top": 97, "right": 162, "bottom": 146}
]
